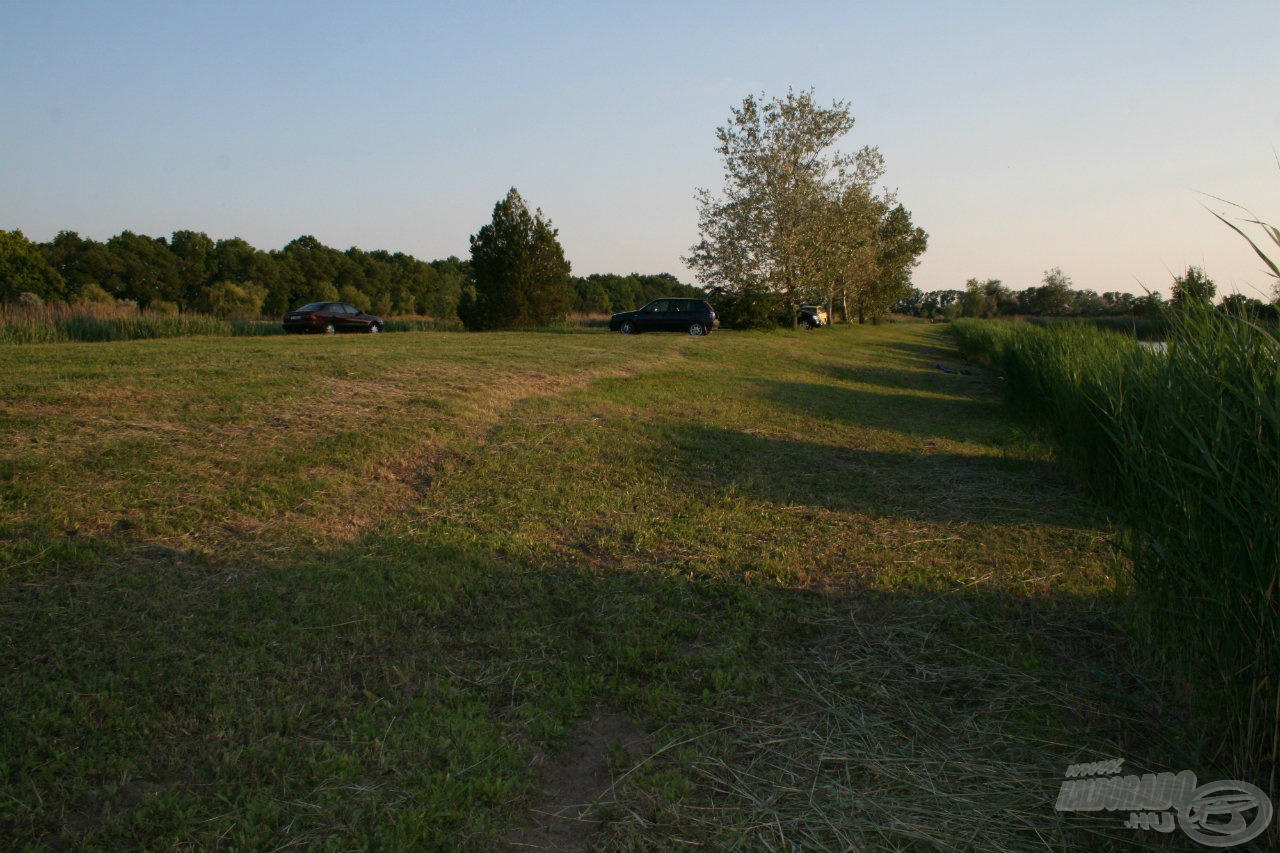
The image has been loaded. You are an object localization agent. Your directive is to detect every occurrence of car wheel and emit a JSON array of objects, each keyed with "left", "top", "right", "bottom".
[
  {"left": 323, "top": 323, "right": 336, "bottom": 335},
  {"left": 689, "top": 322, "right": 706, "bottom": 337},
  {"left": 800, "top": 319, "right": 813, "bottom": 331},
  {"left": 620, "top": 320, "right": 636, "bottom": 335},
  {"left": 368, "top": 323, "right": 381, "bottom": 334}
]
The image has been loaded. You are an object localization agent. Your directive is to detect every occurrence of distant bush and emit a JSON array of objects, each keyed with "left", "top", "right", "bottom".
[
  {"left": 72, "top": 282, "right": 115, "bottom": 306},
  {"left": 338, "top": 285, "right": 371, "bottom": 313},
  {"left": 204, "top": 281, "right": 267, "bottom": 319}
]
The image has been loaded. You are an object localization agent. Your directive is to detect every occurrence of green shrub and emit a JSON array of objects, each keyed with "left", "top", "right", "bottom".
[{"left": 72, "top": 282, "right": 115, "bottom": 305}]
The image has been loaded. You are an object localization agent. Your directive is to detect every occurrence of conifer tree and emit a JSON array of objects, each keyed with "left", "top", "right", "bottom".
[{"left": 466, "top": 188, "right": 571, "bottom": 329}]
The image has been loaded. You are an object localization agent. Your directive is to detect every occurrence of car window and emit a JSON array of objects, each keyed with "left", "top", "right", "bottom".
[
  {"left": 670, "top": 301, "right": 687, "bottom": 313},
  {"left": 646, "top": 300, "right": 670, "bottom": 312},
  {"left": 297, "top": 302, "right": 326, "bottom": 312},
  {"left": 336, "top": 304, "right": 354, "bottom": 314}
]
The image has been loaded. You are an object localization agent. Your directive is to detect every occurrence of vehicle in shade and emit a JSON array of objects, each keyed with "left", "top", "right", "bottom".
[
  {"left": 282, "top": 302, "right": 384, "bottom": 334},
  {"left": 797, "top": 303, "right": 828, "bottom": 330}
]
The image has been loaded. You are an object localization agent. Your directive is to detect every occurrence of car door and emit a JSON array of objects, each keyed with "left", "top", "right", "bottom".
[
  {"left": 640, "top": 300, "right": 672, "bottom": 331},
  {"left": 335, "top": 303, "right": 359, "bottom": 332},
  {"left": 313, "top": 303, "right": 339, "bottom": 331},
  {"left": 665, "top": 300, "right": 690, "bottom": 331}
]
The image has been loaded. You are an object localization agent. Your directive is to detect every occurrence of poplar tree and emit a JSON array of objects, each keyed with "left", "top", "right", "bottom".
[{"left": 687, "top": 89, "right": 926, "bottom": 326}]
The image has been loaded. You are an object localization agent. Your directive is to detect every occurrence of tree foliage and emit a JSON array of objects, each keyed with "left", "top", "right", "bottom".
[
  {"left": 8, "top": 224, "right": 697, "bottom": 324},
  {"left": 6, "top": 229, "right": 470, "bottom": 321},
  {"left": 1170, "top": 265, "right": 1217, "bottom": 307},
  {"left": 900, "top": 265, "right": 1273, "bottom": 321},
  {"left": 687, "top": 88, "right": 926, "bottom": 326},
  {"left": 0, "top": 230, "right": 65, "bottom": 303},
  {"left": 465, "top": 188, "right": 571, "bottom": 330},
  {"left": 568, "top": 273, "right": 702, "bottom": 315}
]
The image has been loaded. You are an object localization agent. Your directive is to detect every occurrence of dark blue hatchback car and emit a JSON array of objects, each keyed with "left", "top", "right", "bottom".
[{"left": 609, "top": 298, "right": 719, "bottom": 337}]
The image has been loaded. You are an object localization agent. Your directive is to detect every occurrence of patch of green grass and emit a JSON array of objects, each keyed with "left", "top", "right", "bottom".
[{"left": 1, "top": 325, "right": 1196, "bottom": 848}]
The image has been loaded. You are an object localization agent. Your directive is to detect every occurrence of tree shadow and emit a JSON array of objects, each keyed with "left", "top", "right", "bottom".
[
  {"left": 878, "top": 328, "right": 972, "bottom": 363},
  {"left": 750, "top": 378, "right": 1012, "bottom": 448},
  {"left": 1, "top": 510, "right": 1193, "bottom": 850},
  {"left": 667, "top": 423, "right": 1096, "bottom": 528}
]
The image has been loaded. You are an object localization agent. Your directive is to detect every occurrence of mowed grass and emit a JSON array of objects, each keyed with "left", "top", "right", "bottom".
[{"left": 1, "top": 325, "right": 1192, "bottom": 849}]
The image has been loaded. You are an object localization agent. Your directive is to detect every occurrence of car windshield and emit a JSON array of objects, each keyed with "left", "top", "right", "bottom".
[{"left": 296, "top": 303, "right": 328, "bottom": 312}]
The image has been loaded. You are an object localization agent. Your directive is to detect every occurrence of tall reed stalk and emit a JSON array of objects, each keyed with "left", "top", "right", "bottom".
[
  {"left": 0, "top": 303, "right": 279, "bottom": 343},
  {"left": 0, "top": 304, "right": 458, "bottom": 343},
  {"left": 954, "top": 311, "right": 1279, "bottom": 791}
]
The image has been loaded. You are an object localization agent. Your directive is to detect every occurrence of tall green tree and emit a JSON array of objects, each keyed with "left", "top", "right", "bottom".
[
  {"left": 105, "top": 231, "right": 181, "bottom": 307},
  {"left": 819, "top": 181, "right": 884, "bottom": 324},
  {"left": 41, "top": 231, "right": 120, "bottom": 298},
  {"left": 1024, "top": 267, "right": 1074, "bottom": 315},
  {"left": 1170, "top": 265, "right": 1216, "bottom": 307},
  {"left": 687, "top": 88, "right": 921, "bottom": 327},
  {"left": 847, "top": 202, "right": 927, "bottom": 323},
  {"left": 0, "top": 229, "right": 65, "bottom": 302},
  {"left": 170, "top": 230, "right": 215, "bottom": 307},
  {"left": 688, "top": 89, "right": 863, "bottom": 325},
  {"left": 465, "top": 188, "right": 571, "bottom": 330}
]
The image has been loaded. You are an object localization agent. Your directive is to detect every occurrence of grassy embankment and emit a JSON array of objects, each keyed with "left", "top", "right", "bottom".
[
  {"left": 953, "top": 312, "right": 1279, "bottom": 796},
  {"left": 1, "top": 324, "right": 1192, "bottom": 848}
]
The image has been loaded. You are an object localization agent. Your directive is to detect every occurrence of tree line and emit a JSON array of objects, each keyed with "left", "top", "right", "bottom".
[
  {"left": 0, "top": 228, "right": 469, "bottom": 320},
  {"left": 896, "top": 266, "right": 1278, "bottom": 321},
  {"left": 0, "top": 226, "right": 700, "bottom": 322}
]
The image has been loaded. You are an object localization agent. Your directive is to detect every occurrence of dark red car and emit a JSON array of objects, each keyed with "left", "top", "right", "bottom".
[{"left": 282, "top": 302, "right": 384, "bottom": 334}]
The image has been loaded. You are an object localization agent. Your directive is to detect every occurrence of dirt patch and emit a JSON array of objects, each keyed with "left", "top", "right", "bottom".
[
  {"left": 505, "top": 711, "right": 648, "bottom": 851},
  {"left": 51, "top": 778, "right": 175, "bottom": 849}
]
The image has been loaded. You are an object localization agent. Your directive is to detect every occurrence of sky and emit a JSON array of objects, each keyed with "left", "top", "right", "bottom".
[{"left": 4, "top": 1, "right": 1279, "bottom": 298}]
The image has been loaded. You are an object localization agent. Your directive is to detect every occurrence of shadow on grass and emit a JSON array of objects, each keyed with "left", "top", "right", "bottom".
[
  {"left": 666, "top": 420, "right": 1092, "bottom": 528},
  {"left": 0, "top": 526, "right": 1199, "bottom": 849},
  {"left": 751, "top": 378, "right": 1011, "bottom": 447},
  {"left": 879, "top": 327, "right": 970, "bottom": 362}
]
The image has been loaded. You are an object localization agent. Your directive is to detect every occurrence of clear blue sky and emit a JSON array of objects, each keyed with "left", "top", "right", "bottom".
[{"left": 4, "top": 1, "right": 1279, "bottom": 297}]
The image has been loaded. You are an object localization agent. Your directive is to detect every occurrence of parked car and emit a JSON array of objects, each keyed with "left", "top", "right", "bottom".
[
  {"left": 282, "top": 302, "right": 384, "bottom": 334},
  {"left": 609, "top": 298, "right": 720, "bottom": 337},
  {"left": 797, "top": 304, "right": 828, "bottom": 330}
]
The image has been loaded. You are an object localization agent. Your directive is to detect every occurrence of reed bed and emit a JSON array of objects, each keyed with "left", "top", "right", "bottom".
[
  {"left": 1026, "top": 314, "right": 1170, "bottom": 341},
  {"left": 0, "top": 303, "right": 278, "bottom": 343},
  {"left": 0, "top": 304, "right": 461, "bottom": 343},
  {"left": 953, "top": 311, "right": 1280, "bottom": 792},
  {"left": 383, "top": 316, "right": 463, "bottom": 332}
]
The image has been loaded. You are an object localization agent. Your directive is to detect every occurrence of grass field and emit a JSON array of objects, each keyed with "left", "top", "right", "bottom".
[{"left": 0, "top": 324, "right": 1195, "bottom": 849}]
